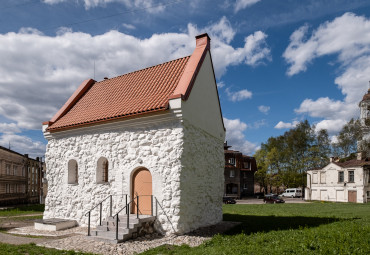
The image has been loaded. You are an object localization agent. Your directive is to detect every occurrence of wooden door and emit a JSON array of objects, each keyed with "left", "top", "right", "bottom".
[
  {"left": 132, "top": 169, "right": 152, "bottom": 215},
  {"left": 348, "top": 190, "right": 357, "bottom": 203}
]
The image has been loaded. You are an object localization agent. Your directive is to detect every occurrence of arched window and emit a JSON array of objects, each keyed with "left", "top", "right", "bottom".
[
  {"left": 97, "top": 157, "right": 109, "bottom": 183},
  {"left": 68, "top": 159, "right": 78, "bottom": 184}
]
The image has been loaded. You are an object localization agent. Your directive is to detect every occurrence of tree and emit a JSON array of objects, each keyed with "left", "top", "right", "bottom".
[{"left": 334, "top": 118, "right": 363, "bottom": 157}]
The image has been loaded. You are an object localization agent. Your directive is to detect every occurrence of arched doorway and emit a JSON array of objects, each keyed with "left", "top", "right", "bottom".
[{"left": 131, "top": 168, "right": 152, "bottom": 215}]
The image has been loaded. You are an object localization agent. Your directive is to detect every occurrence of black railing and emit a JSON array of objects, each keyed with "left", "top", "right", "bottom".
[
  {"left": 112, "top": 195, "right": 155, "bottom": 240},
  {"left": 84, "top": 194, "right": 128, "bottom": 236}
]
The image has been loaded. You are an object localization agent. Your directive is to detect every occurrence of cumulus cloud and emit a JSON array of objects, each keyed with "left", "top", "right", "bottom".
[
  {"left": 225, "top": 88, "right": 252, "bottom": 102},
  {"left": 43, "top": 0, "right": 166, "bottom": 13},
  {"left": 0, "top": 133, "right": 46, "bottom": 158},
  {"left": 0, "top": 17, "right": 270, "bottom": 131},
  {"left": 274, "top": 120, "right": 299, "bottom": 129},
  {"left": 258, "top": 105, "right": 270, "bottom": 114},
  {"left": 224, "top": 117, "right": 259, "bottom": 155},
  {"left": 284, "top": 13, "right": 370, "bottom": 133},
  {"left": 0, "top": 123, "right": 21, "bottom": 134},
  {"left": 234, "top": 0, "right": 261, "bottom": 13}
]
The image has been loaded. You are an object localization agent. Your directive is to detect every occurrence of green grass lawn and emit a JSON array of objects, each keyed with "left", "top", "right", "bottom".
[
  {"left": 0, "top": 204, "right": 44, "bottom": 217},
  {"left": 142, "top": 202, "right": 370, "bottom": 255},
  {"left": 0, "top": 243, "right": 95, "bottom": 255}
]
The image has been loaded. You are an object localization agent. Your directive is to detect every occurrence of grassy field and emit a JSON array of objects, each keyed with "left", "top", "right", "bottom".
[
  {"left": 0, "top": 204, "right": 44, "bottom": 217},
  {"left": 0, "top": 243, "right": 95, "bottom": 255},
  {"left": 142, "top": 202, "right": 370, "bottom": 255}
]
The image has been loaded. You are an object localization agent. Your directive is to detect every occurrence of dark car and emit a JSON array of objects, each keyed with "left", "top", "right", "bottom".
[
  {"left": 223, "top": 197, "right": 236, "bottom": 204},
  {"left": 263, "top": 195, "right": 285, "bottom": 204}
]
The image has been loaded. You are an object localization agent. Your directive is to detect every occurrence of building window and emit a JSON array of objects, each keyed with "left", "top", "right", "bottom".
[
  {"left": 348, "top": 170, "right": 354, "bottom": 183},
  {"left": 6, "top": 184, "right": 10, "bottom": 193},
  {"left": 243, "top": 162, "right": 250, "bottom": 169},
  {"left": 68, "top": 159, "right": 78, "bottom": 184},
  {"left": 13, "top": 165, "right": 17, "bottom": 176},
  {"left": 22, "top": 167, "right": 25, "bottom": 177},
  {"left": 228, "top": 158, "right": 235, "bottom": 165},
  {"left": 243, "top": 172, "right": 247, "bottom": 178},
  {"left": 243, "top": 183, "right": 248, "bottom": 189},
  {"left": 320, "top": 172, "right": 326, "bottom": 184},
  {"left": 338, "top": 171, "right": 344, "bottom": 183},
  {"left": 97, "top": 157, "right": 109, "bottom": 183},
  {"left": 6, "top": 164, "right": 11, "bottom": 175},
  {"left": 230, "top": 170, "right": 235, "bottom": 178},
  {"left": 313, "top": 173, "right": 318, "bottom": 184}
]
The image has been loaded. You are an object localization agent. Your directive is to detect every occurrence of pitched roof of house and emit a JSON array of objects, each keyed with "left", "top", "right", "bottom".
[
  {"left": 45, "top": 33, "right": 213, "bottom": 132},
  {"left": 333, "top": 159, "right": 370, "bottom": 168}
]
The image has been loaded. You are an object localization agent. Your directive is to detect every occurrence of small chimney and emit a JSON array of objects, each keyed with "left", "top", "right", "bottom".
[
  {"left": 104, "top": 77, "right": 108, "bottom": 80},
  {"left": 357, "top": 151, "right": 366, "bottom": 160},
  {"left": 195, "top": 33, "right": 211, "bottom": 49}
]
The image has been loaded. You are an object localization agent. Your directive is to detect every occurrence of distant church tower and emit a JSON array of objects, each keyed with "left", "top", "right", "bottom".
[{"left": 359, "top": 82, "right": 370, "bottom": 153}]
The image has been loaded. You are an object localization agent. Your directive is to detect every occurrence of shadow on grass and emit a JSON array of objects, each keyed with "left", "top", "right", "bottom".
[{"left": 222, "top": 214, "right": 341, "bottom": 236}]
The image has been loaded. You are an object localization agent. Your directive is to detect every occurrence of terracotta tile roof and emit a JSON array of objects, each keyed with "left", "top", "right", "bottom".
[
  {"left": 47, "top": 56, "right": 190, "bottom": 131},
  {"left": 45, "top": 33, "right": 215, "bottom": 132}
]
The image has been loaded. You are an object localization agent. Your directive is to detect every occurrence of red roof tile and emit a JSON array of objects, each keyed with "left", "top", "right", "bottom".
[{"left": 47, "top": 34, "right": 212, "bottom": 132}]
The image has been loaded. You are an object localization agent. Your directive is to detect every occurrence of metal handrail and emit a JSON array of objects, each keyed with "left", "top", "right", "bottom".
[
  {"left": 85, "top": 194, "right": 128, "bottom": 236},
  {"left": 112, "top": 195, "right": 155, "bottom": 240}
]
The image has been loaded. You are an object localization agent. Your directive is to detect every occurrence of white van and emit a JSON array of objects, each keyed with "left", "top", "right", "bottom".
[{"left": 281, "top": 188, "right": 302, "bottom": 198}]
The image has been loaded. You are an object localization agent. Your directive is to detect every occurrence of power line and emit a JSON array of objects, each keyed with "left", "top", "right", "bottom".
[{"left": 43, "top": 0, "right": 183, "bottom": 32}]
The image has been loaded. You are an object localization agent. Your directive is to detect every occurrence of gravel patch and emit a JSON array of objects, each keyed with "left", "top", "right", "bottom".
[{"left": 38, "top": 221, "right": 240, "bottom": 255}]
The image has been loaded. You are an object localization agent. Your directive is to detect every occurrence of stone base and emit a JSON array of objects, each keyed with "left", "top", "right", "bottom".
[{"left": 34, "top": 218, "right": 77, "bottom": 231}]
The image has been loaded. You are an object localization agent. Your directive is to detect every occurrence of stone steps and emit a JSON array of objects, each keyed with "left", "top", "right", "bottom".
[{"left": 88, "top": 214, "right": 156, "bottom": 243}]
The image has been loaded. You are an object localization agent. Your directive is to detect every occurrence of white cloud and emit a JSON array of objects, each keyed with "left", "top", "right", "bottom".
[
  {"left": 274, "top": 120, "right": 299, "bottom": 129},
  {"left": 0, "top": 133, "right": 46, "bottom": 158},
  {"left": 122, "top": 23, "right": 136, "bottom": 30},
  {"left": 284, "top": 12, "right": 370, "bottom": 133},
  {"left": 251, "top": 119, "right": 267, "bottom": 129},
  {"left": 258, "top": 105, "right": 270, "bottom": 114},
  {"left": 0, "top": 17, "right": 270, "bottom": 130},
  {"left": 234, "top": 0, "right": 261, "bottom": 13},
  {"left": 43, "top": 0, "right": 165, "bottom": 13},
  {"left": 224, "top": 117, "right": 259, "bottom": 155},
  {"left": 0, "top": 123, "right": 21, "bottom": 134},
  {"left": 217, "top": 81, "right": 226, "bottom": 88},
  {"left": 225, "top": 88, "right": 252, "bottom": 102}
]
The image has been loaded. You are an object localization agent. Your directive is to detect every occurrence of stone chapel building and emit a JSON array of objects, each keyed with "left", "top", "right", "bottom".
[{"left": 42, "top": 34, "right": 225, "bottom": 235}]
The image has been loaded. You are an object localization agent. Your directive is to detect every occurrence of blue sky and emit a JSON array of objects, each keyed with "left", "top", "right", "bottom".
[{"left": 1, "top": 0, "right": 370, "bottom": 158}]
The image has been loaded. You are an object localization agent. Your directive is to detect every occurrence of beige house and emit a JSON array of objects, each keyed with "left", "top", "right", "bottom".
[
  {"left": 0, "top": 146, "right": 45, "bottom": 205},
  {"left": 306, "top": 158, "right": 370, "bottom": 203}
]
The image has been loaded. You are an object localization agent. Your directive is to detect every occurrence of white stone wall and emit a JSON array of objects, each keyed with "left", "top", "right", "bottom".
[
  {"left": 44, "top": 118, "right": 185, "bottom": 233},
  {"left": 174, "top": 120, "right": 224, "bottom": 234}
]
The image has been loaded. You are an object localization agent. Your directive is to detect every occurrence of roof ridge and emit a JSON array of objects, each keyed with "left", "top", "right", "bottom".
[{"left": 98, "top": 55, "right": 191, "bottom": 83}]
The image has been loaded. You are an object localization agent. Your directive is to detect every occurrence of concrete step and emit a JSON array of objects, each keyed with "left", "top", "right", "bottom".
[{"left": 88, "top": 214, "right": 156, "bottom": 243}]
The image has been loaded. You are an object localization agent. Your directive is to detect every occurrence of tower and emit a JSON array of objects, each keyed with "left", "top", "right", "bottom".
[{"left": 358, "top": 82, "right": 370, "bottom": 153}]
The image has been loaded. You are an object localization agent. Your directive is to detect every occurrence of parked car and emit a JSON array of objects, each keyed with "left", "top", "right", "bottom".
[
  {"left": 281, "top": 188, "right": 302, "bottom": 198},
  {"left": 223, "top": 197, "right": 236, "bottom": 204},
  {"left": 263, "top": 195, "right": 285, "bottom": 204}
]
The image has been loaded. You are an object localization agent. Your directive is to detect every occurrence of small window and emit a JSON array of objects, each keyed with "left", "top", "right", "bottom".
[
  {"left": 13, "top": 165, "right": 17, "bottom": 176},
  {"left": 320, "top": 172, "right": 326, "bottom": 184},
  {"left": 338, "top": 171, "right": 344, "bottom": 183},
  {"left": 230, "top": 170, "right": 235, "bottom": 178},
  {"left": 97, "top": 157, "right": 109, "bottom": 183},
  {"left": 68, "top": 159, "right": 78, "bottom": 184},
  {"left": 6, "top": 164, "right": 11, "bottom": 175},
  {"left": 313, "top": 173, "right": 318, "bottom": 184},
  {"left": 348, "top": 170, "right": 354, "bottom": 183},
  {"left": 243, "top": 162, "right": 250, "bottom": 169},
  {"left": 228, "top": 158, "right": 235, "bottom": 165}
]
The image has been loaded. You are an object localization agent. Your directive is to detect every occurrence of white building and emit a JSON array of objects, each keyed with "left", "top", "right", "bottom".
[
  {"left": 42, "top": 33, "right": 225, "bottom": 235},
  {"left": 306, "top": 159, "right": 370, "bottom": 203},
  {"left": 305, "top": 87, "right": 370, "bottom": 203}
]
